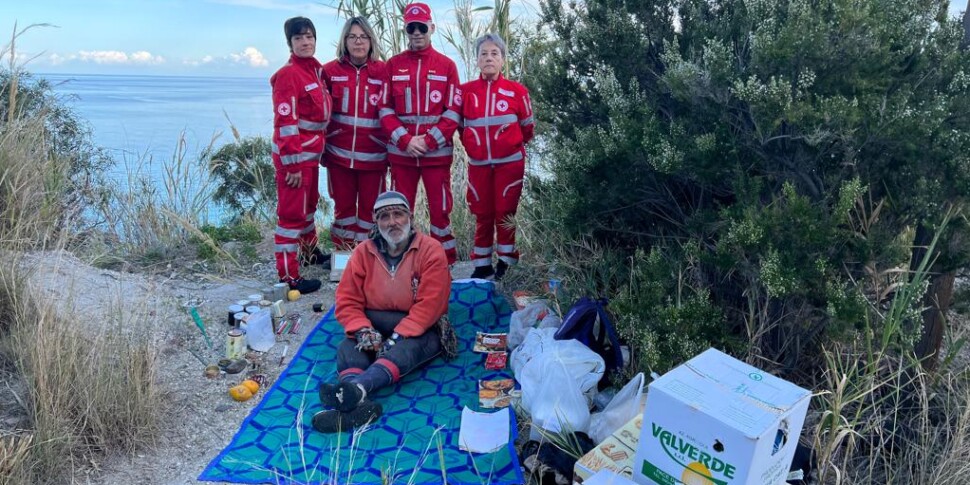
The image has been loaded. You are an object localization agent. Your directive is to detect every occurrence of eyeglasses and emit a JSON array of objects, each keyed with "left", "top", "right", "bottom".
[
  {"left": 406, "top": 23, "right": 429, "bottom": 34},
  {"left": 346, "top": 34, "right": 370, "bottom": 43}
]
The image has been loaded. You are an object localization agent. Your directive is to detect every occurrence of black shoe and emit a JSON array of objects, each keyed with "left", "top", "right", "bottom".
[
  {"left": 311, "top": 400, "right": 383, "bottom": 433},
  {"left": 470, "top": 265, "right": 495, "bottom": 280},
  {"left": 284, "top": 277, "right": 322, "bottom": 294},
  {"left": 319, "top": 381, "right": 364, "bottom": 412},
  {"left": 495, "top": 260, "right": 510, "bottom": 281},
  {"left": 303, "top": 247, "right": 331, "bottom": 269}
]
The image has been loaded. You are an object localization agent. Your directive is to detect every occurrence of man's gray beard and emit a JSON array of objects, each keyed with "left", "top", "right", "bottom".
[{"left": 379, "top": 222, "right": 411, "bottom": 251}]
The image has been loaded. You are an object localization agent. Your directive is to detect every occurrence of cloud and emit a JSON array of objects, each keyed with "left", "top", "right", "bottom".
[
  {"left": 187, "top": 47, "right": 268, "bottom": 68},
  {"left": 72, "top": 50, "right": 165, "bottom": 65},
  {"left": 229, "top": 47, "right": 268, "bottom": 67},
  {"left": 207, "top": 0, "right": 332, "bottom": 14}
]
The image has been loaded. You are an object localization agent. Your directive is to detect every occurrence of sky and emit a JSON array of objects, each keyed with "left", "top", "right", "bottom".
[
  {"left": 4, "top": 0, "right": 518, "bottom": 78},
  {"left": 4, "top": 0, "right": 967, "bottom": 78}
]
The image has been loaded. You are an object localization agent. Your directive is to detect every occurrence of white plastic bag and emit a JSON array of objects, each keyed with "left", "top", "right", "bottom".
[
  {"left": 245, "top": 309, "right": 276, "bottom": 352},
  {"left": 528, "top": 357, "right": 590, "bottom": 436},
  {"left": 517, "top": 335, "right": 606, "bottom": 436},
  {"left": 510, "top": 327, "right": 558, "bottom": 375},
  {"left": 588, "top": 372, "right": 645, "bottom": 443},
  {"left": 508, "top": 301, "right": 562, "bottom": 350}
]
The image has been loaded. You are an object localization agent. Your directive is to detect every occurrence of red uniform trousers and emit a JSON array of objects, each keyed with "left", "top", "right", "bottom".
[
  {"left": 274, "top": 164, "right": 319, "bottom": 280},
  {"left": 467, "top": 160, "right": 524, "bottom": 267},
  {"left": 327, "top": 164, "right": 387, "bottom": 249},
  {"left": 390, "top": 164, "right": 457, "bottom": 264}
]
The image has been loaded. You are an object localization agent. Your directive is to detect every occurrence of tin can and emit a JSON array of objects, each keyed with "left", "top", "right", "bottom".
[
  {"left": 247, "top": 294, "right": 263, "bottom": 306},
  {"left": 245, "top": 305, "right": 261, "bottom": 314},
  {"left": 226, "top": 329, "right": 246, "bottom": 359},
  {"left": 233, "top": 312, "right": 248, "bottom": 327},
  {"left": 258, "top": 299, "right": 273, "bottom": 307},
  {"left": 227, "top": 304, "right": 245, "bottom": 326},
  {"left": 272, "top": 282, "right": 289, "bottom": 302},
  {"left": 235, "top": 299, "right": 250, "bottom": 308}
]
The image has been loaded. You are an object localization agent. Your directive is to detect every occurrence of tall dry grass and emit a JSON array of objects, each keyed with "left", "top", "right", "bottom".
[{"left": 0, "top": 32, "right": 163, "bottom": 484}]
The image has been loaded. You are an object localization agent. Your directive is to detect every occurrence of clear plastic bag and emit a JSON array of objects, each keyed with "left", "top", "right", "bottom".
[
  {"left": 509, "top": 301, "right": 562, "bottom": 350},
  {"left": 588, "top": 372, "right": 645, "bottom": 443}
]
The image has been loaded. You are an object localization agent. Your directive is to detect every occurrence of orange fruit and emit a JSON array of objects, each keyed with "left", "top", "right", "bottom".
[
  {"left": 229, "top": 385, "right": 253, "bottom": 402},
  {"left": 241, "top": 379, "right": 260, "bottom": 394}
]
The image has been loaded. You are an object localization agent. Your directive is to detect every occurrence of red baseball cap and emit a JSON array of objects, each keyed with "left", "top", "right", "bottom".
[{"left": 403, "top": 3, "right": 433, "bottom": 25}]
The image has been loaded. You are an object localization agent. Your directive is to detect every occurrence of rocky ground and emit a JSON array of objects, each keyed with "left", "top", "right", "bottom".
[{"left": 7, "top": 243, "right": 474, "bottom": 485}]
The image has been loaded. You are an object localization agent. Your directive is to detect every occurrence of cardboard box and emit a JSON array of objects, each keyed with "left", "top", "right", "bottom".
[
  {"left": 573, "top": 413, "right": 643, "bottom": 484},
  {"left": 633, "top": 348, "right": 810, "bottom": 485}
]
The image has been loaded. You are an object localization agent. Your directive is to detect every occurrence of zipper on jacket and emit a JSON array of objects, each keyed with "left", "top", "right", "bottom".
[
  {"left": 350, "top": 66, "right": 362, "bottom": 169},
  {"left": 485, "top": 80, "right": 493, "bottom": 162},
  {"left": 415, "top": 58, "right": 422, "bottom": 165}
]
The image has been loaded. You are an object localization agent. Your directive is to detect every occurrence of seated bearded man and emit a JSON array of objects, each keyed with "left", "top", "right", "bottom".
[{"left": 312, "top": 190, "right": 455, "bottom": 433}]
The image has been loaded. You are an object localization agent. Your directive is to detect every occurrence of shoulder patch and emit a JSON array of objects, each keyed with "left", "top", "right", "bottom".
[{"left": 277, "top": 102, "right": 291, "bottom": 116}]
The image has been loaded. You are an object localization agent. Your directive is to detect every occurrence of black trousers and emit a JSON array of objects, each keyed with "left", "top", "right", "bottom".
[{"left": 336, "top": 310, "right": 441, "bottom": 393}]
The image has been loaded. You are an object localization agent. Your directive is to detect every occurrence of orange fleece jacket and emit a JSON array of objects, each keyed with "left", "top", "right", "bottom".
[{"left": 335, "top": 232, "right": 451, "bottom": 337}]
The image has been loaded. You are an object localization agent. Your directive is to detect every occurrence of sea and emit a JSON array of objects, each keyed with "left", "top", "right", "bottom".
[
  {"left": 42, "top": 73, "right": 278, "bottom": 223},
  {"left": 43, "top": 73, "right": 273, "bottom": 170}
]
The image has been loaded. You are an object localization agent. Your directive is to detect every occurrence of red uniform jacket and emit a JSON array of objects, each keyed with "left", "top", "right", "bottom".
[
  {"left": 322, "top": 57, "right": 388, "bottom": 171},
  {"left": 379, "top": 45, "right": 462, "bottom": 166},
  {"left": 270, "top": 54, "right": 332, "bottom": 173},
  {"left": 335, "top": 232, "right": 451, "bottom": 337},
  {"left": 459, "top": 74, "right": 535, "bottom": 165}
]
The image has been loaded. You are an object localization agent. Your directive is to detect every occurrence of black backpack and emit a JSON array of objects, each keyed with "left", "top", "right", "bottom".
[{"left": 554, "top": 297, "right": 624, "bottom": 373}]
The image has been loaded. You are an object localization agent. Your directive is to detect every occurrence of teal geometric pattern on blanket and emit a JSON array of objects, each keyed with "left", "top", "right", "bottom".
[{"left": 199, "top": 280, "right": 523, "bottom": 485}]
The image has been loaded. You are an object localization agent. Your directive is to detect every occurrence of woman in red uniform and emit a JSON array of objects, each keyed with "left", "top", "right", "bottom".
[
  {"left": 459, "top": 33, "right": 535, "bottom": 280},
  {"left": 322, "top": 17, "right": 389, "bottom": 250},
  {"left": 270, "top": 16, "right": 332, "bottom": 294}
]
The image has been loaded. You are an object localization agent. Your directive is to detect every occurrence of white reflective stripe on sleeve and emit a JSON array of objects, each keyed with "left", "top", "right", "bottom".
[
  {"left": 519, "top": 115, "right": 534, "bottom": 126},
  {"left": 390, "top": 127, "right": 408, "bottom": 145},
  {"left": 442, "top": 109, "right": 461, "bottom": 123},
  {"left": 331, "top": 114, "right": 382, "bottom": 128},
  {"left": 427, "top": 127, "right": 446, "bottom": 147},
  {"left": 326, "top": 145, "right": 387, "bottom": 162},
  {"left": 279, "top": 125, "right": 299, "bottom": 137},
  {"left": 379, "top": 108, "right": 396, "bottom": 119},
  {"left": 468, "top": 151, "right": 524, "bottom": 166},
  {"left": 306, "top": 213, "right": 315, "bottom": 222},
  {"left": 440, "top": 240, "right": 457, "bottom": 250},
  {"left": 280, "top": 151, "right": 323, "bottom": 165},
  {"left": 430, "top": 224, "right": 452, "bottom": 237},
  {"left": 354, "top": 231, "right": 369, "bottom": 241},
  {"left": 298, "top": 119, "right": 328, "bottom": 130},
  {"left": 275, "top": 226, "right": 302, "bottom": 238},
  {"left": 473, "top": 246, "right": 492, "bottom": 256},
  {"left": 300, "top": 223, "right": 316, "bottom": 235},
  {"left": 275, "top": 243, "right": 299, "bottom": 252}
]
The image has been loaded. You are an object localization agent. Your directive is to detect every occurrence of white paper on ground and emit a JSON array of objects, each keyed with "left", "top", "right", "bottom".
[
  {"left": 246, "top": 309, "right": 276, "bottom": 352},
  {"left": 458, "top": 406, "right": 509, "bottom": 453},
  {"left": 583, "top": 470, "right": 638, "bottom": 485}
]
